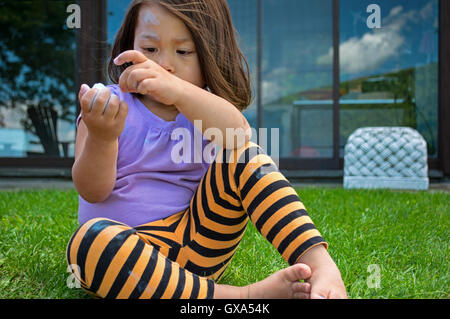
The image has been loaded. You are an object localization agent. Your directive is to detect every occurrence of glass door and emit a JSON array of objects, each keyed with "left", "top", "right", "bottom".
[
  {"left": 339, "top": 0, "right": 439, "bottom": 158},
  {"left": 261, "top": 0, "right": 335, "bottom": 161}
]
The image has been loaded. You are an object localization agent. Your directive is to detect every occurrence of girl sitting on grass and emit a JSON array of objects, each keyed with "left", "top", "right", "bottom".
[{"left": 66, "top": 0, "right": 347, "bottom": 299}]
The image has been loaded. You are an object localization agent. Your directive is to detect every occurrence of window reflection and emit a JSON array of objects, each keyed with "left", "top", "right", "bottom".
[
  {"left": 0, "top": 0, "right": 76, "bottom": 158},
  {"left": 262, "top": 0, "right": 334, "bottom": 158},
  {"left": 338, "top": 0, "right": 438, "bottom": 157},
  {"left": 227, "top": 0, "right": 258, "bottom": 131},
  {"left": 105, "top": 0, "right": 439, "bottom": 162}
]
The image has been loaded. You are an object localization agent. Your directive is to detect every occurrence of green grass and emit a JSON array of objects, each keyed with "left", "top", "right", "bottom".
[{"left": 0, "top": 188, "right": 448, "bottom": 299}]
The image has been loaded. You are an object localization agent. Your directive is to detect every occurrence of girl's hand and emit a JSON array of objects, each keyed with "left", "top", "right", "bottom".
[
  {"left": 113, "top": 50, "right": 184, "bottom": 106},
  {"left": 297, "top": 245, "right": 347, "bottom": 299},
  {"left": 307, "top": 264, "right": 348, "bottom": 299},
  {"left": 78, "top": 84, "right": 128, "bottom": 144}
]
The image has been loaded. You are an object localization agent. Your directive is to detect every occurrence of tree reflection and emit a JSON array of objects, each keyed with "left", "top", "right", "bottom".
[{"left": 0, "top": 0, "right": 75, "bottom": 157}]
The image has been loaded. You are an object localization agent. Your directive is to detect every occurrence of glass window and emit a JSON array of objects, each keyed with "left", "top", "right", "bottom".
[
  {"left": 107, "top": 0, "right": 132, "bottom": 84},
  {"left": 338, "top": 0, "right": 439, "bottom": 157},
  {"left": 262, "top": 0, "right": 334, "bottom": 158},
  {"left": 227, "top": 0, "right": 258, "bottom": 131},
  {"left": 0, "top": 0, "right": 76, "bottom": 158},
  {"left": 107, "top": 0, "right": 131, "bottom": 46}
]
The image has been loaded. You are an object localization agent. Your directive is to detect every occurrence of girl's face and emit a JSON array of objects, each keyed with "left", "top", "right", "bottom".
[{"left": 133, "top": 4, "right": 205, "bottom": 89}]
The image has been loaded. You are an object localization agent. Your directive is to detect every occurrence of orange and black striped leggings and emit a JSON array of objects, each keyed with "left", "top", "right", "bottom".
[{"left": 66, "top": 141, "right": 327, "bottom": 299}]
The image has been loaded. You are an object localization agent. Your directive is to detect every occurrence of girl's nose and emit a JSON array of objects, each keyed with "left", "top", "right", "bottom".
[
  {"left": 161, "top": 64, "right": 174, "bottom": 73},
  {"left": 158, "top": 56, "right": 174, "bottom": 73}
]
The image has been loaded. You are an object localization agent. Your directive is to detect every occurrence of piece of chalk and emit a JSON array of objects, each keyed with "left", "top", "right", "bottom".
[
  {"left": 89, "top": 83, "right": 109, "bottom": 111},
  {"left": 92, "top": 83, "right": 117, "bottom": 96},
  {"left": 93, "top": 83, "right": 106, "bottom": 90},
  {"left": 89, "top": 83, "right": 119, "bottom": 112}
]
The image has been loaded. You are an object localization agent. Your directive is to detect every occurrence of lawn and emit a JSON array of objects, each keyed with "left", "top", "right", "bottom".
[{"left": 0, "top": 187, "right": 448, "bottom": 299}]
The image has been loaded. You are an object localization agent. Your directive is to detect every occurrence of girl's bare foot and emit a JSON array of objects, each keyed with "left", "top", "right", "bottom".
[{"left": 214, "top": 263, "right": 312, "bottom": 299}]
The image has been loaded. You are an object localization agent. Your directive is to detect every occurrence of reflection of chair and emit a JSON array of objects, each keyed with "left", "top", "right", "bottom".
[{"left": 27, "top": 104, "right": 70, "bottom": 157}]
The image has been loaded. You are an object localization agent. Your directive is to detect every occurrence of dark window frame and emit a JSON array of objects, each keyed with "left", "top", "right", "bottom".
[{"left": 439, "top": 0, "right": 450, "bottom": 175}]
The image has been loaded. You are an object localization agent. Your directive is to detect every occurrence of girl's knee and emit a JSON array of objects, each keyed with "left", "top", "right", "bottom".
[
  {"left": 65, "top": 218, "right": 133, "bottom": 273},
  {"left": 66, "top": 218, "right": 138, "bottom": 294}
]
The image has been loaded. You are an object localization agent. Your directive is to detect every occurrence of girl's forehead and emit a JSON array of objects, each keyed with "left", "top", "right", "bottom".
[
  {"left": 137, "top": 4, "right": 179, "bottom": 27},
  {"left": 136, "top": 5, "right": 192, "bottom": 41},
  {"left": 140, "top": 6, "right": 160, "bottom": 26}
]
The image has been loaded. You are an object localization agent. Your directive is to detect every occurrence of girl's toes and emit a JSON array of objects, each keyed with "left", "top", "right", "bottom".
[
  {"left": 292, "top": 281, "right": 310, "bottom": 294},
  {"left": 285, "top": 264, "right": 311, "bottom": 282},
  {"left": 293, "top": 292, "right": 310, "bottom": 299}
]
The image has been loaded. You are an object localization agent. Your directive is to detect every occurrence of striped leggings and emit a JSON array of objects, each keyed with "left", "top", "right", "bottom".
[{"left": 66, "top": 141, "right": 327, "bottom": 299}]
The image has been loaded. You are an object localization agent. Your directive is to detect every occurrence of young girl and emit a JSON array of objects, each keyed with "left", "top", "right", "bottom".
[{"left": 66, "top": 0, "right": 347, "bottom": 299}]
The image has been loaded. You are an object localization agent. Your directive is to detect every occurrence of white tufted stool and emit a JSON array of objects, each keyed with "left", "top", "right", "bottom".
[{"left": 343, "top": 127, "right": 429, "bottom": 190}]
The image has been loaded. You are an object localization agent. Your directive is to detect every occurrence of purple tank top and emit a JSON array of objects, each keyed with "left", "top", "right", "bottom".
[{"left": 76, "top": 84, "right": 216, "bottom": 227}]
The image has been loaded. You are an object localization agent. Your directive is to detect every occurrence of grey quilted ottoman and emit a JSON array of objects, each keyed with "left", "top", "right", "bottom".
[{"left": 344, "top": 127, "right": 429, "bottom": 190}]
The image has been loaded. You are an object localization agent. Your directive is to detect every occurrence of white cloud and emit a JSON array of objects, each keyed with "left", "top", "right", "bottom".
[
  {"left": 341, "top": 29, "right": 404, "bottom": 74},
  {"left": 261, "top": 66, "right": 290, "bottom": 105},
  {"left": 317, "top": 3, "right": 433, "bottom": 75}
]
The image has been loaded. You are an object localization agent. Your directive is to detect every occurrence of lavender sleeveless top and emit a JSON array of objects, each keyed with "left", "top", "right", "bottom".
[{"left": 76, "top": 84, "right": 216, "bottom": 227}]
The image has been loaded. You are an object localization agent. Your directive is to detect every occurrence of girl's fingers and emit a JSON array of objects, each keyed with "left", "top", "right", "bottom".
[
  {"left": 114, "top": 50, "right": 148, "bottom": 66},
  {"left": 119, "top": 67, "right": 137, "bottom": 93},
  {"left": 136, "top": 78, "right": 155, "bottom": 95},
  {"left": 80, "top": 88, "right": 99, "bottom": 114},
  {"left": 89, "top": 88, "right": 111, "bottom": 116},
  {"left": 115, "top": 100, "right": 129, "bottom": 122},
  {"left": 78, "top": 84, "right": 90, "bottom": 102},
  {"left": 121, "top": 67, "right": 155, "bottom": 93},
  {"left": 125, "top": 68, "right": 151, "bottom": 92},
  {"left": 102, "top": 94, "right": 120, "bottom": 120}
]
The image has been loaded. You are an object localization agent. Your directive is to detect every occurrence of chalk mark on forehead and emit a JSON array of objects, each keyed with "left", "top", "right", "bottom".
[{"left": 143, "top": 9, "right": 160, "bottom": 25}]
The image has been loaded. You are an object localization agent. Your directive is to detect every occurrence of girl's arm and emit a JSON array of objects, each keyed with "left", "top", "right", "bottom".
[
  {"left": 113, "top": 50, "right": 251, "bottom": 150},
  {"left": 72, "top": 121, "right": 118, "bottom": 203},
  {"left": 72, "top": 85, "right": 128, "bottom": 203},
  {"left": 174, "top": 80, "right": 252, "bottom": 150}
]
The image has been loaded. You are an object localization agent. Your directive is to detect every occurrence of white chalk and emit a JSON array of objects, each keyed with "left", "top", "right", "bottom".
[
  {"left": 92, "top": 83, "right": 117, "bottom": 96},
  {"left": 93, "top": 83, "right": 106, "bottom": 90},
  {"left": 90, "top": 83, "right": 112, "bottom": 112}
]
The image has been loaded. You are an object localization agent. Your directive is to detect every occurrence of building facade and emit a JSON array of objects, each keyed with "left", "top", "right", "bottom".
[{"left": 0, "top": 0, "right": 448, "bottom": 180}]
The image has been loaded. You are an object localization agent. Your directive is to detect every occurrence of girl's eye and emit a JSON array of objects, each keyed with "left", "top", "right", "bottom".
[{"left": 143, "top": 48, "right": 191, "bottom": 55}]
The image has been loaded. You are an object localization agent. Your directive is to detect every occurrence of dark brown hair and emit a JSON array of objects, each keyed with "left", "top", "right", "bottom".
[{"left": 108, "top": 0, "right": 252, "bottom": 111}]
